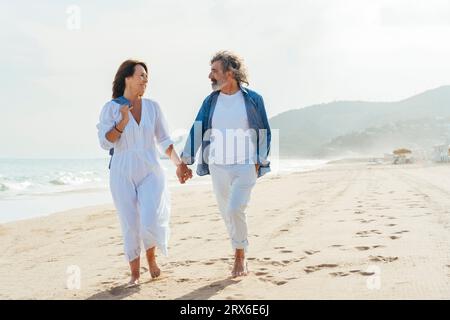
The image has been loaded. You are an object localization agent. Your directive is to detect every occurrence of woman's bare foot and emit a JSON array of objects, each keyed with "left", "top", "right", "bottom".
[
  {"left": 127, "top": 276, "right": 140, "bottom": 287},
  {"left": 128, "top": 257, "right": 140, "bottom": 286},
  {"left": 146, "top": 247, "right": 161, "bottom": 279},
  {"left": 232, "top": 249, "right": 248, "bottom": 278}
]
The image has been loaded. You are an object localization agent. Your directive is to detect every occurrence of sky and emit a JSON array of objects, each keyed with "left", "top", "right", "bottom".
[{"left": 1, "top": 0, "right": 450, "bottom": 158}]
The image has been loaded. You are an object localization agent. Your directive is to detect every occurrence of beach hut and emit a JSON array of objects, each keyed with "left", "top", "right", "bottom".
[{"left": 432, "top": 144, "right": 450, "bottom": 163}]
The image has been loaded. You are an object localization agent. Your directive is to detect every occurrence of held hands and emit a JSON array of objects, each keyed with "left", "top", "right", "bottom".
[{"left": 176, "top": 163, "right": 193, "bottom": 184}]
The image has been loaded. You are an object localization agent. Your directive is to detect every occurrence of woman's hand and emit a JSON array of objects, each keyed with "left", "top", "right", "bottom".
[
  {"left": 164, "top": 145, "right": 193, "bottom": 184},
  {"left": 118, "top": 105, "right": 133, "bottom": 130}
]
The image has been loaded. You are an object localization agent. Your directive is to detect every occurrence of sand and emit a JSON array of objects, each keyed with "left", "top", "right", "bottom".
[{"left": 1, "top": 161, "right": 449, "bottom": 299}]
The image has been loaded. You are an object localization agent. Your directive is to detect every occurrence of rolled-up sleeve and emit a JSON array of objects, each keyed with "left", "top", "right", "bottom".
[
  {"left": 96, "top": 102, "right": 116, "bottom": 151},
  {"left": 154, "top": 101, "right": 174, "bottom": 153}
]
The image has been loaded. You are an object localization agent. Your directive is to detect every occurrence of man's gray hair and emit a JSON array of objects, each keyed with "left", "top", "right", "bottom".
[{"left": 211, "top": 50, "right": 249, "bottom": 86}]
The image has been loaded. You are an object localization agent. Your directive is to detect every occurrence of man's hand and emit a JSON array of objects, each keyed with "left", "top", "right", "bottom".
[
  {"left": 176, "top": 163, "right": 193, "bottom": 184},
  {"left": 255, "top": 164, "right": 260, "bottom": 174}
]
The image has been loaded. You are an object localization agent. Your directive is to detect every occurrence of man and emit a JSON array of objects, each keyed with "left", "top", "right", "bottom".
[{"left": 177, "top": 50, "right": 271, "bottom": 278}]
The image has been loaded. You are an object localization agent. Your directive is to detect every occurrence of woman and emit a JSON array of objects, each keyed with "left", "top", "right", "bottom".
[{"left": 97, "top": 60, "right": 192, "bottom": 285}]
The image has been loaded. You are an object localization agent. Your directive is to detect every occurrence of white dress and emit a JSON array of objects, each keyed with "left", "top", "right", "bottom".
[{"left": 97, "top": 98, "right": 173, "bottom": 261}]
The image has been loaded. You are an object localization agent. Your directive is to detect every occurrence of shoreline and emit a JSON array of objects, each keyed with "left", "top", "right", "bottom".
[{"left": 0, "top": 159, "right": 330, "bottom": 225}]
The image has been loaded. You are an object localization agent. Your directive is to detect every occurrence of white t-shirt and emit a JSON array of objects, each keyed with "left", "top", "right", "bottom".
[{"left": 209, "top": 91, "right": 257, "bottom": 165}]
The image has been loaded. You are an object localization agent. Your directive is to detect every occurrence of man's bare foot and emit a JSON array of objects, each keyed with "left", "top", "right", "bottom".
[
  {"left": 146, "top": 247, "right": 161, "bottom": 279},
  {"left": 232, "top": 249, "right": 248, "bottom": 278}
]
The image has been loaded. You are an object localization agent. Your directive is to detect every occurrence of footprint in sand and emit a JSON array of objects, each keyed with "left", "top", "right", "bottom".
[
  {"left": 330, "top": 244, "right": 343, "bottom": 248},
  {"left": 359, "top": 271, "right": 376, "bottom": 276},
  {"left": 369, "top": 255, "right": 398, "bottom": 263},
  {"left": 293, "top": 257, "right": 306, "bottom": 262},
  {"left": 356, "top": 230, "right": 382, "bottom": 237},
  {"left": 359, "top": 219, "right": 376, "bottom": 224},
  {"left": 304, "top": 250, "right": 320, "bottom": 255},
  {"left": 330, "top": 272, "right": 350, "bottom": 277},
  {"left": 386, "top": 224, "right": 397, "bottom": 227},
  {"left": 185, "top": 260, "right": 198, "bottom": 264},
  {"left": 389, "top": 236, "right": 401, "bottom": 240},
  {"left": 259, "top": 277, "right": 288, "bottom": 286},
  {"left": 280, "top": 250, "right": 293, "bottom": 254},
  {"left": 255, "top": 271, "right": 269, "bottom": 276},
  {"left": 393, "top": 230, "right": 409, "bottom": 234},
  {"left": 355, "top": 246, "right": 371, "bottom": 251},
  {"left": 304, "top": 264, "right": 339, "bottom": 273}
]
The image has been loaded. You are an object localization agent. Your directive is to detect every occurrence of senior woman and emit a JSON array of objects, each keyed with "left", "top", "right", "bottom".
[{"left": 97, "top": 60, "right": 192, "bottom": 285}]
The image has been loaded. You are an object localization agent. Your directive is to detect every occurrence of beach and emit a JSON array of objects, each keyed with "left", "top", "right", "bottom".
[{"left": 1, "top": 160, "right": 449, "bottom": 299}]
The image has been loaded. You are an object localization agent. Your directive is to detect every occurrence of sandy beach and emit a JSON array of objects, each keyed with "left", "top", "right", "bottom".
[{"left": 1, "top": 160, "right": 449, "bottom": 300}]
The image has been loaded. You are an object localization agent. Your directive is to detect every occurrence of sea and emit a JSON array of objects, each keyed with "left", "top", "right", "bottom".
[{"left": 0, "top": 157, "right": 329, "bottom": 223}]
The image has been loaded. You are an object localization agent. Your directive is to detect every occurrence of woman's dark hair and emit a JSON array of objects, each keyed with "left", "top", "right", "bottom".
[{"left": 112, "top": 60, "right": 148, "bottom": 98}]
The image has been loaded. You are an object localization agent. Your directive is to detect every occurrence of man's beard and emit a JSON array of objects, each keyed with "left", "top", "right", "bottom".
[{"left": 211, "top": 79, "right": 224, "bottom": 91}]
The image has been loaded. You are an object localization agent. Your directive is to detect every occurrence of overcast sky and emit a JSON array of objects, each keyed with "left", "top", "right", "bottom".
[{"left": 1, "top": 0, "right": 450, "bottom": 158}]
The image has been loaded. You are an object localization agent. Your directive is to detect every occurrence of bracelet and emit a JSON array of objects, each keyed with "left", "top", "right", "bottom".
[{"left": 114, "top": 124, "right": 123, "bottom": 134}]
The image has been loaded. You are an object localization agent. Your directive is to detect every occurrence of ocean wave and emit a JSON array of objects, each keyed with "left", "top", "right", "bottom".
[
  {"left": 49, "top": 171, "right": 102, "bottom": 186},
  {"left": 0, "top": 180, "right": 34, "bottom": 191}
]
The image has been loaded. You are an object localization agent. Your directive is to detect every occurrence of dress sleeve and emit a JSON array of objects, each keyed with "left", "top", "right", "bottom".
[
  {"left": 96, "top": 101, "right": 117, "bottom": 151},
  {"left": 153, "top": 101, "right": 174, "bottom": 153}
]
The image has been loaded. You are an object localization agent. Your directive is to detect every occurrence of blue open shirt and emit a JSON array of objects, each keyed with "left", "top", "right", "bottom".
[{"left": 180, "top": 87, "right": 271, "bottom": 178}]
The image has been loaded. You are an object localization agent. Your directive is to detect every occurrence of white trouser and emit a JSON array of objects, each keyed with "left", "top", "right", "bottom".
[
  {"left": 209, "top": 163, "right": 257, "bottom": 252},
  {"left": 110, "top": 164, "right": 170, "bottom": 262}
]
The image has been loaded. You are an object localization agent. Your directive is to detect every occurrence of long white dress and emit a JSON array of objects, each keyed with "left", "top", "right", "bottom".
[{"left": 97, "top": 98, "right": 173, "bottom": 262}]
